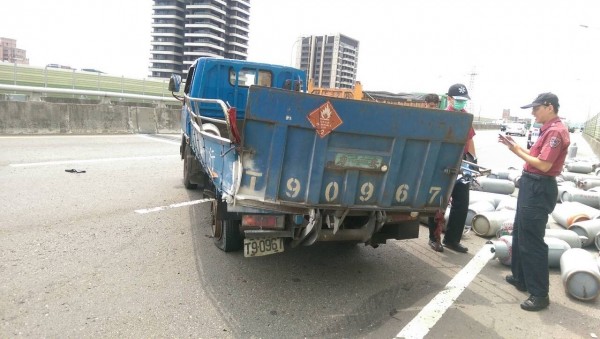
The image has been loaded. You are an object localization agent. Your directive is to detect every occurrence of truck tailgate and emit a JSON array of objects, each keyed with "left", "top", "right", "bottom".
[{"left": 236, "top": 87, "right": 472, "bottom": 212}]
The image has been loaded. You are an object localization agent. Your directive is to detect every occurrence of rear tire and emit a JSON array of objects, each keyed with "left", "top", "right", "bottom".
[{"left": 212, "top": 201, "right": 243, "bottom": 252}]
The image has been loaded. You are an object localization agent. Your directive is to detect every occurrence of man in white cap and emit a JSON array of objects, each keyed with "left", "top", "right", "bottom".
[{"left": 434, "top": 83, "right": 476, "bottom": 253}]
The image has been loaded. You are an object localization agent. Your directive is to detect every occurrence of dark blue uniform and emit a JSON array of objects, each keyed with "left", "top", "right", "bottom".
[{"left": 511, "top": 172, "right": 557, "bottom": 297}]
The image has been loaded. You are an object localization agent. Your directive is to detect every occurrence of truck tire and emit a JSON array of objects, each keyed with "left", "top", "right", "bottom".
[
  {"left": 183, "top": 143, "right": 198, "bottom": 189},
  {"left": 212, "top": 201, "right": 243, "bottom": 252}
]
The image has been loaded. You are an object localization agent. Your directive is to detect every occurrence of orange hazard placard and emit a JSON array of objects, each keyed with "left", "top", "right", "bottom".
[{"left": 307, "top": 101, "right": 343, "bottom": 138}]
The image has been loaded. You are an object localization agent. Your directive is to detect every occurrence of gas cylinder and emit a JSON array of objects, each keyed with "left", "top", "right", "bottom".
[
  {"left": 557, "top": 182, "right": 576, "bottom": 203},
  {"left": 466, "top": 200, "right": 496, "bottom": 227},
  {"left": 475, "top": 177, "right": 515, "bottom": 195},
  {"left": 491, "top": 169, "right": 521, "bottom": 180},
  {"left": 560, "top": 248, "right": 600, "bottom": 301},
  {"left": 487, "top": 235, "right": 513, "bottom": 266},
  {"left": 577, "top": 178, "right": 600, "bottom": 190},
  {"left": 559, "top": 172, "right": 597, "bottom": 183},
  {"left": 544, "top": 228, "right": 585, "bottom": 248},
  {"left": 595, "top": 231, "right": 600, "bottom": 251},
  {"left": 560, "top": 187, "right": 600, "bottom": 209},
  {"left": 568, "top": 219, "right": 600, "bottom": 247},
  {"left": 505, "top": 170, "right": 523, "bottom": 188},
  {"left": 551, "top": 201, "right": 600, "bottom": 228},
  {"left": 487, "top": 236, "right": 571, "bottom": 267},
  {"left": 495, "top": 220, "right": 514, "bottom": 238},
  {"left": 468, "top": 191, "right": 507, "bottom": 209},
  {"left": 472, "top": 210, "right": 516, "bottom": 237},
  {"left": 495, "top": 196, "right": 518, "bottom": 211},
  {"left": 565, "top": 161, "right": 594, "bottom": 174},
  {"left": 567, "top": 142, "right": 578, "bottom": 160}
]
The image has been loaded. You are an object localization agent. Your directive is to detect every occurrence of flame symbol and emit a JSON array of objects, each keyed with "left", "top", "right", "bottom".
[{"left": 320, "top": 105, "right": 332, "bottom": 119}]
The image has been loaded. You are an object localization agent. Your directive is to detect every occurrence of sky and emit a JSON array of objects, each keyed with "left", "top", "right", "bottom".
[{"left": 1, "top": 0, "right": 599, "bottom": 123}]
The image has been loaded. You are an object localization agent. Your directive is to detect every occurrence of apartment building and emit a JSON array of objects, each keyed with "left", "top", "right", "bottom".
[
  {"left": 294, "top": 34, "right": 359, "bottom": 89},
  {"left": 149, "top": 0, "right": 250, "bottom": 79},
  {"left": 0, "top": 37, "right": 29, "bottom": 65}
]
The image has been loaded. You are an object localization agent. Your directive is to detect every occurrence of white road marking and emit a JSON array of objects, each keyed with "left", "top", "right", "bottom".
[
  {"left": 135, "top": 198, "right": 214, "bottom": 214},
  {"left": 0, "top": 135, "right": 129, "bottom": 139},
  {"left": 9, "top": 155, "right": 178, "bottom": 167},
  {"left": 137, "top": 134, "right": 181, "bottom": 145},
  {"left": 395, "top": 244, "right": 495, "bottom": 339}
]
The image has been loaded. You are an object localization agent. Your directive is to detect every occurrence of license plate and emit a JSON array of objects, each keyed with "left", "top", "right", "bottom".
[{"left": 244, "top": 238, "right": 284, "bottom": 257}]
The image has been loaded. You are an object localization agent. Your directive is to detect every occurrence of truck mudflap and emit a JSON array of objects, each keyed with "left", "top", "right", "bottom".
[{"left": 235, "top": 86, "right": 473, "bottom": 215}]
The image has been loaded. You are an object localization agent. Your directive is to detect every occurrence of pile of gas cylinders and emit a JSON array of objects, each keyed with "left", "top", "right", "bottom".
[{"left": 452, "top": 150, "right": 600, "bottom": 302}]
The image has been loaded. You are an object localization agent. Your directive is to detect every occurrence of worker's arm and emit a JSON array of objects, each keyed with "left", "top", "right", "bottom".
[{"left": 465, "top": 139, "right": 476, "bottom": 159}]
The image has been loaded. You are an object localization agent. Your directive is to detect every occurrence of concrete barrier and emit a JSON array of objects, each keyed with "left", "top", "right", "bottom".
[
  {"left": 1, "top": 98, "right": 503, "bottom": 135},
  {"left": 0, "top": 100, "right": 180, "bottom": 134}
]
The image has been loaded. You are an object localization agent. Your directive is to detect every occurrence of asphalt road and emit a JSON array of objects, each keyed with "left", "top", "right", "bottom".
[{"left": 1, "top": 130, "right": 599, "bottom": 338}]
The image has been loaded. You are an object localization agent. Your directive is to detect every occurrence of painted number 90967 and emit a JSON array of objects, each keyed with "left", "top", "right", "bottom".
[{"left": 284, "top": 177, "right": 442, "bottom": 204}]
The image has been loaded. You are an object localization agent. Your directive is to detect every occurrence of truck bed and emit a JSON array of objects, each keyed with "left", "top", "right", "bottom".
[{"left": 233, "top": 86, "right": 472, "bottom": 214}]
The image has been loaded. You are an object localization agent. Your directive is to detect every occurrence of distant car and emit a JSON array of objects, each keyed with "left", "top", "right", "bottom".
[
  {"left": 505, "top": 123, "right": 526, "bottom": 136},
  {"left": 568, "top": 126, "right": 575, "bottom": 133},
  {"left": 527, "top": 122, "right": 542, "bottom": 149},
  {"left": 500, "top": 124, "right": 506, "bottom": 132},
  {"left": 81, "top": 68, "right": 105, "bottom": 73}
]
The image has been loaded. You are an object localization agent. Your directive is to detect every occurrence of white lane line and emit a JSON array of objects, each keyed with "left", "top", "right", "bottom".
[
  {"left": 135, "top": 198, "right": 214, "bottom": 214},
  {"left": 395, "top": 244, "right": 494, "bottom": 339},
  {"left": 137, "top": 134, "right": 181, "bottom": 145},
  {"left": 0, "top": 135, "right": 134, "bottom": 139},
  {"left": 9, "top": 155, "right": 178, "bottom": 167}
]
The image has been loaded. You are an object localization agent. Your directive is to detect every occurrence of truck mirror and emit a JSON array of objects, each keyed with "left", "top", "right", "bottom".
[{"left": 168, "top": 74, "right": 182, "bottom": 92}]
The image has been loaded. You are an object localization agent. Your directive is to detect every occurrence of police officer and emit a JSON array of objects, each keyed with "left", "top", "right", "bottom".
[{"left": 498, "top": 92, "right": 569, "bottom": 311}]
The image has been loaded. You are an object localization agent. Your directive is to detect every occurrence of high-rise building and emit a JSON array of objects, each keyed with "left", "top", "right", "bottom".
[
  {"left": 149, "top": 0, "right": 250, "bottom": 79},
  {"left": 294, "top": 34, "right": 359, "bottom": 89},
  {"left": 0, "top": 37, "right": 29, "bottom": 65}
]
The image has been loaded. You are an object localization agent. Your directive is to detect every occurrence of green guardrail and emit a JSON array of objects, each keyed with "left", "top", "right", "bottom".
[{"left": 0, "top": 62, "right": 173, "bottom": 98}]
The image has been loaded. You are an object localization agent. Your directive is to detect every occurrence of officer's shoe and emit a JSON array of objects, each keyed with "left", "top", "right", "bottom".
[
  {"left": 505, "top": 275, "right": 527, "bottom": 292},
  {"left": 428, "top": 240, "right": 444, "bottom": 252},
  {"left": 442, "top": 240, "right": 468, "bottom": 253},
  {"left": 520, "top": 295, "right": 549, "bottom": 311}
]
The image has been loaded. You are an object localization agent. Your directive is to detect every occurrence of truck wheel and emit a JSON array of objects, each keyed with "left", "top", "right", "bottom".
[
  {"left": 183, "top": 144, "right": 198, "bottom": 189},
  {"left": 212, "top": 201, "right": 243, "bottom": 252}
]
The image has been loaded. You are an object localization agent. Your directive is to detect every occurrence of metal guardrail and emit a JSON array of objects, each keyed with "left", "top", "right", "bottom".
[
  {"left": 0, "top": 62, "right": 175, "bottom": 98},
  {"left": 0, "top": 83, "right": 178, "bottom": 102}
]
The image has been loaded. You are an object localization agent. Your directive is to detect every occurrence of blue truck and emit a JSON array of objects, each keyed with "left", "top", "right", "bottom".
[{"left": 169, "top": 57, "right": 473, "bottom": 257}]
